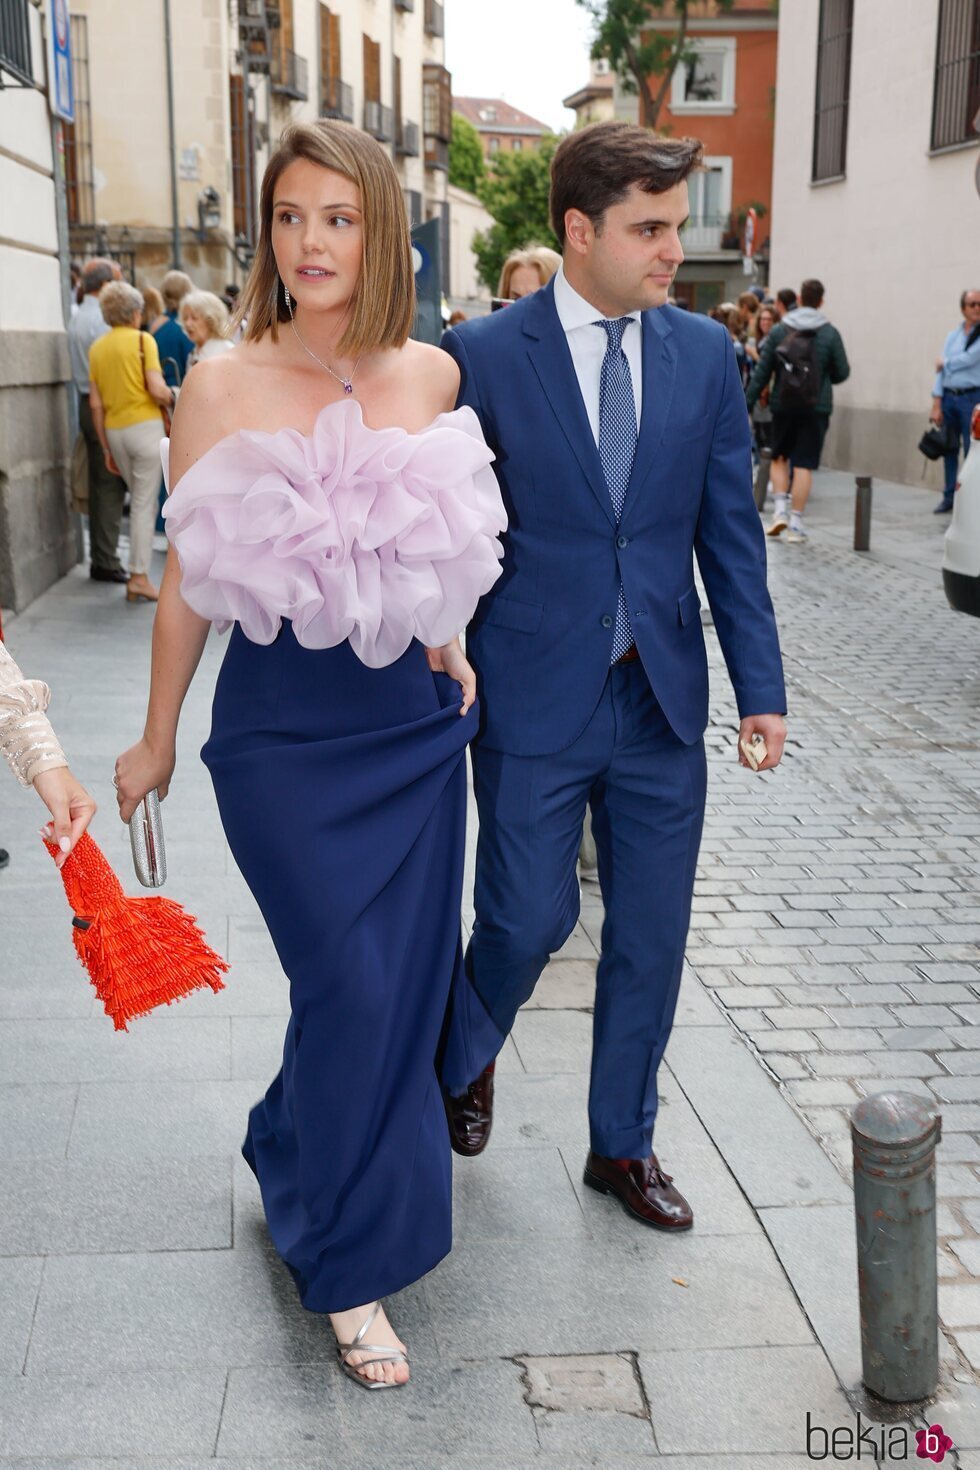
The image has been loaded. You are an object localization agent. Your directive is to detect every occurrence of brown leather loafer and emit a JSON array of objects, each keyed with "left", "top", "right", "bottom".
[
  {"left": 583, "top": 1150, "right": 693, "bottom": 1231},
  {"left": 444, "top": 1062, "right": 495, "bottom": 1157}
]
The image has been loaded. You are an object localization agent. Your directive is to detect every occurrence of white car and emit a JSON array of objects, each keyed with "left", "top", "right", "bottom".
[{"left": 943, "top": 403, "right": 980, "bottom": 616}]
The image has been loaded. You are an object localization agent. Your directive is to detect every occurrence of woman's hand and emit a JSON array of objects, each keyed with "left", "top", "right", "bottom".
[
  {"left": 33, "top": 766, "right": 97, "bottom": 869},
  {"left": 103, "top": 447, "right": 121, "bottom": 477},
  {"left": 425, "top": 638, "right": 477, "bottom": 716},
  {"left": 114, "top": 737, "right": 176, "bottom": 823}
]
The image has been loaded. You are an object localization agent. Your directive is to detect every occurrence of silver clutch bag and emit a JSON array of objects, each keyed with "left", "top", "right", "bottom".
[{"left": 129, "top": 789, "right": 167, "bottom": 888}]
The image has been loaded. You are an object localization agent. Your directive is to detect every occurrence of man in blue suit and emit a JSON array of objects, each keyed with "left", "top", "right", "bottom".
[{"left": 440, "top": 122, "right": 786, "bottom": 1231}]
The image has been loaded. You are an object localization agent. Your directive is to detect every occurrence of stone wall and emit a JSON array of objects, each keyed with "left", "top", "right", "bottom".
[{"left": 0, "top": 332, "right": 79, "bottom": 612}]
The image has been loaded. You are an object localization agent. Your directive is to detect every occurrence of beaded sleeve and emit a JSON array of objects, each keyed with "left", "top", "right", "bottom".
[{"left": 0, "top": 644, "right": 68, "bottom": 787}]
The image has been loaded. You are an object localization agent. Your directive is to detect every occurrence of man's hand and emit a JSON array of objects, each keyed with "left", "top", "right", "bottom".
[
  {"left": 738, "top": 714, "right": 786, "bottom": 771},
  {"left": 930, "top": 399, "right": 944, "bottom": 427}
]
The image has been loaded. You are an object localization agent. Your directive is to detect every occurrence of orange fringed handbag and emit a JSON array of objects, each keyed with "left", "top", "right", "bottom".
[{"left": 45, "top": 830, "right": 228, "bottom": 1031}]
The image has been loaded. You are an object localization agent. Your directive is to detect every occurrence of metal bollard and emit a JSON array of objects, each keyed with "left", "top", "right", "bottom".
[
  {"left": 854, "top": 475, "right": 873, "bottom": 551},
  {"left": 851, "top": 1092, "right": 941, "bottom": 1403},
  {"left": 753, "top": 447, "right": 772, "bottom": 512}
]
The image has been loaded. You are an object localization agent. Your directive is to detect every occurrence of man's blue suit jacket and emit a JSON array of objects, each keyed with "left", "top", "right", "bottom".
[{"left": 441, "top": 280, "right": 786, "bottom": 757}]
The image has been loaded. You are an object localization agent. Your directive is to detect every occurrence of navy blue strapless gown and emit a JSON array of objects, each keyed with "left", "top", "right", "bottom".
[
  {"left": 202, "top": 625, "right": 477, "bottom": 1312},
  {"left": 162, "top": 400, "right": 506, "bottom": 1314}
]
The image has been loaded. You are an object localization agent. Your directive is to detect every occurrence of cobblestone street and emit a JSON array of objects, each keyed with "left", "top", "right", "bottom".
[
  {"left": 3, "top": 469, "right": 980, "bottom": 1465},
  {"left": 687, "top": 472, "right": 980, "bottom": 1375}
]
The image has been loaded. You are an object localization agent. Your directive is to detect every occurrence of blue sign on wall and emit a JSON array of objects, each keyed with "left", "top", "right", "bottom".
[{"left": 47, "top": 0, "right": 74, "bottom": 123}]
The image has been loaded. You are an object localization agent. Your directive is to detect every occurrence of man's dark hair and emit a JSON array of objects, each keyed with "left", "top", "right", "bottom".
[
  {"left": 549, "top": 122, "right": 703, "bottom": 246},
  {"left": 776, "top": 288, "right": 798, "bottom": 311},
  {"left": 800, "top": 278, "right": 824, "bottom": 308},
  {"left": 81, "top": 258, "right": 117, "bottom": 294}
]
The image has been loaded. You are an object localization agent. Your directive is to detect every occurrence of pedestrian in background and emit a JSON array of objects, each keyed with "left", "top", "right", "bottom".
[
  {"left": 142, "top": 286, "right": 167, "bottom": 334},
  {"left": 88, "top": 281, "right": 174, "bottom": 604},
  {"left": 714, "top": 303, "right": 751, "bottom": 388},
  {"left": 931, "top": 288, "right": 980, "bottom": 515},
  {"left": 497, "top": 245, "right": 560, "bottom": 301},
  {"left": 774, "top": 287, "right": 797, "bottom": 320},
  {"left": 180, "top": 290, "right": 235, "bottom": 367},
  {"left": 155, "top": 270, "right": 195, "bottom": 390},
  {"left": 746, "top": 302, "right": 775, "bottom": 455},
  {"left": 736, "top": 289, "right": 759, "bottom": 341},
  {"left": 67, "top": 257, "right": 128, "bottom": 585},
  {"left": 746, "top": 278, "right": 850, "bottom": 545}
]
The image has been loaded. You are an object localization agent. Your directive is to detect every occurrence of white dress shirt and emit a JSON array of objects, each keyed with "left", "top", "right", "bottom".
[{"left": 552, "top": 263, "right": 642, "bottom": 443}]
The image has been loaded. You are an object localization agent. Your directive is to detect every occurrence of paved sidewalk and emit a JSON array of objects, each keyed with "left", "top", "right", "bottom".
[{"left": 0, "top": 471, "right": 977, "bottom": 1464}]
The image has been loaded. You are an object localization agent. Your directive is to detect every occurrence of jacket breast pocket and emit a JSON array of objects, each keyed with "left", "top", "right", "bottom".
[
  {"left": 475, "top": 595, "right": 544, "bottom": 635},
  {"left": 661, "top": 412, "right": 712, "bottom": 445},
  {"left": 678, "top": 586, "right": 702, "bottom": 627}
]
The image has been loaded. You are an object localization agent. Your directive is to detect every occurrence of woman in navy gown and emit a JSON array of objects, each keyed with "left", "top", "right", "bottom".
[{"left": 114, "top": 121, "right": 505, "bottom": 1389}]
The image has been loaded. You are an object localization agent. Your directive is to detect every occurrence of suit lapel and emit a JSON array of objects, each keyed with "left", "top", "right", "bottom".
[
  {"left": 621, "top": 310, "right": 677, "bottom": 522},
  {"left": 523, "top": 284, "right": 615, "bottom": 528}
]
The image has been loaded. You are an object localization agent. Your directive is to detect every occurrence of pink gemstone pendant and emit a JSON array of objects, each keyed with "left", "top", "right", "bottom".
[{"left": 343, "top": 381, "right": 353, "bottom": 396}]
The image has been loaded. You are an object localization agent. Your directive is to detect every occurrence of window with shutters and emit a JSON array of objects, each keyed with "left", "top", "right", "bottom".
[
  {"left": 318, "top": 5, "right": 351, "bottom": 119},
  {"left": 931, "top": 0, "right": 980, "bottom": 152},
  {"left": 64, "top": 13, "right": 94, "bottom": 227},
  {"left": 363, "top": 34, "right": 381, "bottom": 103},
  {"left": 0, "top": 0, "right": 32, "bottom": 83},
  {"left": 229, "top": 73, "right": 256, "bottom": 244},
  {"left": 811, "top": 0, "right": 853, "bottom": 182}
]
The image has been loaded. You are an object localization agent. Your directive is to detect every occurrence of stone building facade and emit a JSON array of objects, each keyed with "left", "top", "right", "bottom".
[
  {"left": 768, "top": 0, "right": 979, "bottom": 485},
  {"left": 0, "top": 0, "right": 77, "bottom": 613}
]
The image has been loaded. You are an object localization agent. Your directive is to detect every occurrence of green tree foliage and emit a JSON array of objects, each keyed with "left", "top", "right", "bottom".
[
  {"left": 471, "top": 136, "right": 560, "bottom": 293},
  {"left": 449, "top": 113, "right": 486, "bottom": 197},
  {"left": 576, "top": 0, "right": 734, "bottom": 130}
]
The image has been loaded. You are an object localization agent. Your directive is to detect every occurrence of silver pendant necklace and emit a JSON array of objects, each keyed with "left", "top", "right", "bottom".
[{"left": 284, "top": 284, "right": 360, "bottom": 396}]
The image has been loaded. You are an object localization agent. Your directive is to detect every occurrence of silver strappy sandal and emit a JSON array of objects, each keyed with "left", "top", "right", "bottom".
[{"left": 336, "top": 1301, "right": 410, "bottom": 1391}]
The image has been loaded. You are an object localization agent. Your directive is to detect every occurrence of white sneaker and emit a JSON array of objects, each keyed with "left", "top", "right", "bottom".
[
  {"left": 767, "top": 513, "right": 789, "bottom": 537},
  {"left": 785, "top": 527, "right": 808, "bottom": 544}
]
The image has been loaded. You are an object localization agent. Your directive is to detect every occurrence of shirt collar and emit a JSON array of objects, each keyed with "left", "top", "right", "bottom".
[{"left": 553, "top": 263, "right": 642, "bottom": 335}]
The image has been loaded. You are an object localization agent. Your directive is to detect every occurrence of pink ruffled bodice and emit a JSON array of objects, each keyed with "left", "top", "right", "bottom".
[{"left": 161, "top": 400, "right": 506, "bottom": 668}]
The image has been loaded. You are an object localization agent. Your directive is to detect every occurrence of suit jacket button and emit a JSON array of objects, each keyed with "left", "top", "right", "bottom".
[
  {"left": 616, "top": 535, "right": 629, "bottom": 549},
  {"left": 600, "top": 614, "right": 613, "bottom": 628}
]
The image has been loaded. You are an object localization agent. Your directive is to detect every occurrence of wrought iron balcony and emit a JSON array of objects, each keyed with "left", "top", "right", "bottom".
[
  {"left": 238, "top": 0, "right": 273, "bottom": 72},
  {"left": 424, "top": 136, "right": 449, "bottom": 171},
  {"left": 272, "top": 47, "right": 309, "bottom": 101},
  {"left": 396, "top": 119, "right": 420, "bottom": 156},
  {"left": 320, "top": 77, "right": 354, "bottom": 122},
  {"left": 364, "top": 100, "right": 394, "bottom": 142},
  {"left": 394, "top": 0, "right": 415, "bottom": 10},
  {"left": 424, "top": 0, "right": 445, "bottom": 37},
  {"left": 681, "top": 214, "right": 730, "bottom": 252}
]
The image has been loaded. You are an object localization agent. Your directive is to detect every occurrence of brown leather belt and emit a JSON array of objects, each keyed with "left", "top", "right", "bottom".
[{"left": 614, "top": 644, "right": 640, "bottom": 665}]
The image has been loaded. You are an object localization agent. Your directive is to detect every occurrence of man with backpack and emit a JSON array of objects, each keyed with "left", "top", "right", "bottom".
[{"left": 746, "top": 278, "right": 850, "bottom": 544}]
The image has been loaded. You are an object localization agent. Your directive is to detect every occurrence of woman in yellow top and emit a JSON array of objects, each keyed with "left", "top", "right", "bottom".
[{"left": 88, "top": 281, "right": 174, "bottom": 603}]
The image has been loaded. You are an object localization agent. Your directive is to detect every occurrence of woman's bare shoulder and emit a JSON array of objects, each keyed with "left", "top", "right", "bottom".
[
  {"left": 397, "top": 338, "right": 461, "bottom": 413},
  {"left": 168, "top": 352, "right": 257, "bottom": 482}
]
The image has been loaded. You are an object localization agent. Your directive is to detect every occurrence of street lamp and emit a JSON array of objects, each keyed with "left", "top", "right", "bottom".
[{"left": 196, "top": 186, "right": 221, "bottom": 238}]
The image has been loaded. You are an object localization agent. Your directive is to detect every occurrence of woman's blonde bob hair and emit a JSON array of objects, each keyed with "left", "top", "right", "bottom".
[
  {"left": 99, "top": 280, "right": 144, "bottom": 328},
  {"left": 180, "top": 289, "right": 231, "bottom": 342},
  {"left": 497, "top": 246, "right": 561, "bottom": 300},
  {"left": 235, "top": 120, "right": 414, "bottom": 355}
]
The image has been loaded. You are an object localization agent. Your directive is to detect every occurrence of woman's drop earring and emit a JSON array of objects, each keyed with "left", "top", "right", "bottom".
[{"left": 284, "top": 284, "right": 293, "bottom": 316}]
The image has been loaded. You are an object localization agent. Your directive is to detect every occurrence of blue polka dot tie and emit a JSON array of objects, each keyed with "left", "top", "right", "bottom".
[{"left": 594, "top": 317, "right": 637, "bottom": 662}]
